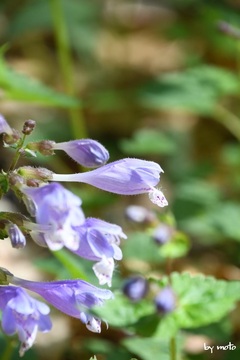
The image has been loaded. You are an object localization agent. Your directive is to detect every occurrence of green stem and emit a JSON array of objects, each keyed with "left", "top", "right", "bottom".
[
  {"left": 2, "top": 339, "right": 14, "bottom": 360},
  {"left": 50, "top": 0, "right": 87, "bottom": 139},
  {"left": 8, "top": 134, "right": 26, "bottom": 171},
  {"left": 170, "top": 336, "right": 177, "bottom": 360},
  {"left": 52, "top": 249, "right": 88, "bottom": 280},
  {"left": 213, "top": 105, "right": 240, "bottom": 142}
]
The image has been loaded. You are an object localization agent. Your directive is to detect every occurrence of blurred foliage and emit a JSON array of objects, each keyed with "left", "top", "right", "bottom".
[{"left": 1, "top": 0, "right": 240, "bottom": 359}]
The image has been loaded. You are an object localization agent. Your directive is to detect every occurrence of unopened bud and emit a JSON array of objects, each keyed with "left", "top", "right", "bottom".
[
  {"left": 125, "top": 205, "right": 156, "bottom": 223},
  {"left": 122, "top": 276, "right": 149, "bottom": 301},
  {"left": 153, "top": 224, "right": 173, "bottom": 245},
  {"left": 7, "top": 223, "right": 26, "bottom": 249},
  {"left": 22, "top": 119, "right": 36, "bottom": 135}
]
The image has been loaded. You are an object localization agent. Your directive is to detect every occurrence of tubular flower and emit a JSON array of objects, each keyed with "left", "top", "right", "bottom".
[
  {"left": 51, "top": 158, "right": 168, "bottom": 207},
  {"left": 53, "top": 139, "right": 110, "bottom": 167},
  {"left": 11, "top": 277, "right": 114, "bottom": 333},
  {"left": 21, "top": 183, "right": 85, "bottom": 251},
  {"left": 0, "top": 286, "right": 52, "bottom": 357},
  {"left": 73, "top": 218, "right": 127, "bottom": 286}
]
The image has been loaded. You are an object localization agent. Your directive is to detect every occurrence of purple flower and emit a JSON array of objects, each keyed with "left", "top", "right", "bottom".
[
  {"left": 155, "top": 287, "right": 176, "bottom": 314},
  {"left": 53, "top": 139, "right": 109, "bottom": 167},
  {"left": 7, "top": 223, "right": 26, "bottom": 249},
  {"left": 153, "top": 224, "right": 173, "bottom": 245},
  {"left": 51, "top": 158, "right": 168, "bottom": 207},
  {"left": 125, "top": 205, "right": 156, "bottom": 223},
  {"left": 73, "top": 218, "right": 127, "bottom": 286},
  {"left": 0, "top": 286, "right": 51, "bottom": 356},
  {"left": 0, "top": 114, "right": 20, "bottom": 145},
  {"left": 11, "top": 277, "right": 113, "bottom": 333},
  {"left": 22, "top": 183, "right": 85, "bottom": 251},
  {"left": 122, "top": 276, "right": 149, "bottom": 301},
  {"left": 0, "top": 114, "right": 13, "bottom": 135}
]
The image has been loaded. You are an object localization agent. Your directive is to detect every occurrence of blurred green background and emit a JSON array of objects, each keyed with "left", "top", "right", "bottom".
[{"left": 1, "top": 0, "right": 240, "bottom": 359}]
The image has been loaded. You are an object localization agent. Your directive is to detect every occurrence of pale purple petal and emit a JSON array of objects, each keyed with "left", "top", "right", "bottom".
[
  {"left": 22, "top": 183, "right": 85, "bottom": 250},
  {"left": 52, "top": 158, "right": 163, "bottom": 195},
  {"left": 53, "top": 139, "right": 109, "bottom": 168},
  {"left": 0, "top": 286, "right": 52, "bottom": 356},
  {"left": 0, "top": 114, "right": 13, "bottom": 135},
  {"left": 11, "top": 277, "right": 113, "bottom": 329}
]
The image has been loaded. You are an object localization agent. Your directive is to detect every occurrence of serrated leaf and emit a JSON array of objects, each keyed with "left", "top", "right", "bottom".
[
  {"left": 139, "top": 66, "right": 239, "bottom": 114},
  {"left": 154, "top": 272, "right": 240, "bottom": 338},
  {"left": 0, "top": 55, "right": 80, "bottom": 107}
]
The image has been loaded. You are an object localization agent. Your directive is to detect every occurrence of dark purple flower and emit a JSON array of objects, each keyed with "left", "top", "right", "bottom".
[
  {"left": 155, "top": 287, "right": 176, "bottom": 314},
  {"left": 53, "top": 139, "right": 109, "bottom": 167},
  {"left": 0, "top": 286, "right": 51, "bottom": 356},
  {"left": 11, "top": 277, "right": 113, "bottom": 333},
  {"left": 73, "top": 218, "right": 126, "bottom": 286},
  {"left": 122, "top": 276, "right": 149, "bottom": 301},
  {"left": 7, "top": 223, "right": 26, "bottom": 249},
  {"left": 22, "top": 183, "right": 85, "bottom": 251},
  {"left": 51, "top": 158, "right": 168, "bottom": 207}
]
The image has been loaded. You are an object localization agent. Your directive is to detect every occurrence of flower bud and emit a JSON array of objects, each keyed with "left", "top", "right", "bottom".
[
  {"left": 122, "top": 276, "right": 149, "bottom": 301},
  {"left": 7, "top": 223, "right": 26, "bottom": 249},
  {"left": 52, "top": 139, "right": 110, "bottom": 168},
  {"left": 125, "top": 205, "right": 156, "bottom": 223},
  {"left": 22, "top": 120, "right": 36, "bottom": 135},
  {"left": 155, "top": 287, "right": 176, "bottom": 314},
  {"left": 153, "top": 224, "right": 173, "bottom": 245}
]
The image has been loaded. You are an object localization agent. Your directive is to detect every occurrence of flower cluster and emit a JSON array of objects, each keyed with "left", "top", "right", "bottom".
[{"left": 0, "top": 116, "right": 168, "bottom": 355}]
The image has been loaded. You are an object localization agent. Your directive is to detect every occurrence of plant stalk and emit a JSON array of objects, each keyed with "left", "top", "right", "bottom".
[
  {"left": 50, "top": 0, "right": 87, "bottom": 139},
  {"left": 170, "top": 336, "right": 177, "bottom": 360}
]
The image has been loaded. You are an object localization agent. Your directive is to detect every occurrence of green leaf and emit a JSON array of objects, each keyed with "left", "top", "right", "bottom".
[
  {"left": 120, "top": 129, "right": 177, "bottom": 156},
  {"left": 208, "top": 203, "right": 240, "bottom": 241},
  {"left": 122, "top": 337, "right": 171, "bottom": 360},
  {"left": 0, "top": 54, "right": 80, "bottom": 107},
  {"left": 0, "top": 173, "right": 9, "bottom": 198},
  {"left": 159, "top": 232, "right": 190, "bottom": 259},
  {"left": 122, "top": 231, "right": 164, "bottom": 264},
  {"left": 175, "top": 180, "right": 221, "bottom": 206},
  {"left": 154, "top": 272, "right": 240, "bottom": 338},
  {"left": 52, "top": 248, "right": 88, "bottom": 280},
  {"left": 139, "top": 66, "right": 239, "bottom": 114},
  {"left": 92, "top": 292, "right": 155, "bottom": 328}
]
